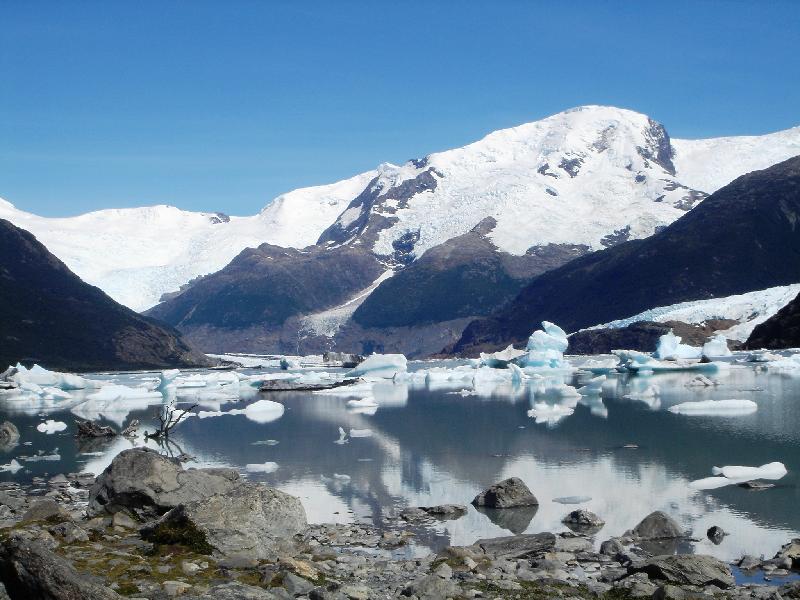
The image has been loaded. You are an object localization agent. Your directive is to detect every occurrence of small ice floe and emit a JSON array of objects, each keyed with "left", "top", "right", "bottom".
[
  {"left": 333, "top": 473, "right": 351, "bottom": 482},
  {"left": 20, "top": 449, "right": 61, "bottom": 462},
  {"left": 346, "top": 354, "right": 407, "bottom": 380},
  {"left": 685, "top": 375, "right": 717, "bottom": 387},
  {"left": 578, "top": 357, "right": 618, "bottom": 375},
  {"left": 252, "top": 440, "right": 279, "bottom": 446},
  {"left": 243, "top": 400, "right": 285, "bottom": 424},
  {"left": 668, "top": 399, "right": 757, "bottom": 416},
  {"left": 690, "top": 462, "right": 787, "bottom": 490},
  {"left": 552, "top": 495, "right": 592, "bottom": 504},
  {"left": 334, "top": 427, "right": 349, "bottom": 445},
  {"left": 0, "top": 459, "right": 22, "bottom": 474},
  {"left": 448, "top": 389, "right": 479, "bottom": 397},
  {"left": 346, "top": 397, "right": 378, "bottom": 409},
  {"left": 36, "top": 420, "right": 67, "bottom": 434},
  {"left": 245, "top": 462, "right": 279, "bottom": 473},
  {"left": 577, "top": 375, "right": 606, "bottom": 396},
  {"left": 349, "top": 428, "right": 373, "bottom": 438},
  {"left": 479, "top": 345, "right": 527, "bottom": 369},
  {"left": 527, "top": 402, "right": 574, "bottom": 426},
  {"left": 743, "top": 351, "right": 782, "bottom": 363}
]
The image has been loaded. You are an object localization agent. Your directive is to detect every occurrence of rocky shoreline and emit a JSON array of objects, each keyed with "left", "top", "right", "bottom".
[{"left": 0, "top": 449, "right": 798, "bottom": 600}]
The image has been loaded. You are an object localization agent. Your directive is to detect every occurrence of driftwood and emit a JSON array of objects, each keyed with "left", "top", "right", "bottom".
[
  {"left": 258, "top": 378, "right": 360, "bottom": 392},
  {"left": 145, "top": 400, "right": 197, "bottom": 440}
]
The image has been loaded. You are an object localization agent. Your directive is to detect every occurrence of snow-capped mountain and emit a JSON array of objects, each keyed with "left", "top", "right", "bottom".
[{"left": 2, "top": 106, "right": 798, "bottom": 316}]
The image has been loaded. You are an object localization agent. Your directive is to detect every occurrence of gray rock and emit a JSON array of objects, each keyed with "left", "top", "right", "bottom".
[
  {"left": 21, "top": 498, "right": 70, "bottom": 523},
  {"left": 600, "top": 538, "right": 624, "bottom": 557},
  {"left": 49, "top": 521, "right": 89, "bottom": 543},
  {"left": 706, "top": 525, "right": 726, "bottom": 545},
  {"left": 629, "top": 554, "right": 735, "bottom": 588},
  {"left": 562, "top": 509, "right": 605, "bottom": 533},
  {"left": 652, "top": 584, "right": 706, "bottom": 599},
  {"left": 473, "top": 532, "right": 556, "bottom": 559},
  {"left": 631, "top": 511, "right": 684, "bottom": 540},
  {"left": 400, "top": 504, "right": 467, "bottom": 521},
  {"left": 471, "top": 477, "right": 538, "bottom": 508},
  {"left": 88, "top": 447, "right": 241, "bottom": 517},
  {"left": 402, "top": 574, "right": 460, "bottom": 599},
  {"left": 282, "top": 572, "right": 315, "bottom": 596},
  {"left": 737, "top": 555, "right": 761, "bottom": 570},
  {"left": 185, "top": 582, "right": 279, "bottom": 599},
  {"left": 141, "top": 483, "right": 306, "bottom": 560},
  {"left": 0, "top": 421, "right": 19, "bottom": 450},
  {"left": 0, "top": 534, "right": 122, "bottom": 599}
]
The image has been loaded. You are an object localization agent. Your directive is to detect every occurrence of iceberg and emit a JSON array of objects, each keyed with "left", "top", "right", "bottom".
[
  {"left": 654, "top": 332, "right": 702, "bottom": 360},
  {"left": 346, "top": 353, "right": 407, "bottom": 379},
  {"left": 702, "top": 334, "right": 732, "bottom": 358},
  {"left": 36, "top": 420, "right": 67, "bottom": 434},
  {"left": 577, "top": 375, "right": 606, "bottom": 396},
  {"left": 9, "top": 363, "right": 100, "bottom": 390},
  {"left": 346, "top": 396, "right": 378, "bottom": 408},
  {"left": 690, "top": 462, "right": 787, "bottom": 490},
  {"left": 349, "top": 428, "right": 373, "bottom": 438},
  {"left": 668, "top": 399, "right": 757, "bottom": 416},
  {"left": 479, "top": 345, "right": 527, "bottom": 369},
  {"left": 518, "top": 322, "right": 571, "bottom": 370}
]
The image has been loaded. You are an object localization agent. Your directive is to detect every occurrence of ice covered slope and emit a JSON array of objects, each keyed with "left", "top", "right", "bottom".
[
  {"left": 3, "top": 106, "right": 798, "bottom": 312},
  {"left": 0, "top": 171, "right": 372, "bottom": 311},
  {"left": 586, "top": 284, "right": 800, "bottom": 342}
]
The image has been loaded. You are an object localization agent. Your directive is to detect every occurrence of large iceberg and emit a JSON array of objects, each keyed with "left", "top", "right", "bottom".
[
  {"left": 654, "top": 332, "right": 702, "bottom": 360},
  {"left": 8, "top": 363, "right": 101, "bottom": 391},
  {"left": 518, "top": 322, "right": 571, "bottom": 371},
  {"left": 702, "top": 334, "right": 733, "bottom": 358},
  {"left": 346, "top": 354, "right": 407, "bottom": 380}
]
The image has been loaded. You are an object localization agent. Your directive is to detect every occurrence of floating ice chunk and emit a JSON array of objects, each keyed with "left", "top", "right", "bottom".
[
  {"left": 0, "top": 459, "right": 22, "bottom": 473},
  {"left": 10, "top": 363, "right": 99, "bottom": 390},
  {"left": 579, "top": 358, "right": 618, "bottom": 374},
  {"left": 333, "top": 473, "right": 351, "bottom": 481},
  {"left": 349, "top": 428, "right": 373, "bottom": 438},
  {"left": 36, "top": 420, "right": 67, "bottom": 434},
  {"left": 243, "top": 400, "right": 285, "bottom": 424},
  {"left": 508, "top": 363, "right": 528, "bottom": 384},
  {"left": 516, "top": 322, "right": 571, "bottom": 370},
  {"left": 42, "top": 387, "right": 72, "bottom": 400},
  {"left": 577, "top": 375, "right": 606, "bottom": 395},
  {"left": 668, "top": 399, "right": 757, "bottom": 416},
  {"left": 473, "top": 366, "right": 511, "bottom": 385},
  {"left": 654, "top": 332, "right": 702, "bottom": 360},
  {"left": 245, "top": 462, "right": 279, "bottom": 473},
  {"left": 87, "top": 385, "right": 162, "bottom": 402},
  {"left": 552, "top": 496, "right": 592, "bottom": 504},
  {"left": 685, "top": 375, "right": 716, "bottom": 387},
  {"left": 766, "top": 354, "right": 800, "bottom": 370},
  {"left": 334, "top": 427, "right": 348, "bottom": 445},
  {"left": 346, "top": 396, "right": 378, "bottom": 409},
  {"left": 252, "top": 439, "right": 279, "bottom": 446},
  {"left": 479, "top": 344, "right": 527, "bottom": 368},
  {"left": 158, "top": 369, "right": 181, "bottom": 392},
  {"left": 712, "top": 462, "right": 787, "bottom": 481},
  {"left": 527, "top": 402, "right": 574, "bottom": 425},
  {"left": 702, "top": 334, "right": 732, "bottom": 358},
  {"left": 346, "top": 354, "right": 407, "bottom": 379},
  {"left": 690, "top": 462, "right": 787, "bottom": 489},
  {"left": 20, "top": 449, "right": 61, "bottom": 462},
  {"left": 744, "top": 351, "right": 782, "bottom": 363}
]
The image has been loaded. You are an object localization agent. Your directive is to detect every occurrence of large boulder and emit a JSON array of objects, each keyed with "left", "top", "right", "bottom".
[
  {"left": 628, "top": 555, "right": 734, "bottom": 588},
  {"left": 562, "top": 509, "right": 605, "bottom": 534},
  {"left": 471, "top": 477, "right": 538, "bottom": 508},
  {"left": 88, "top": 448, "right": 240, "bottom": 517},
  {"left": 630, "top": 511, "right": 684, "bottom": 539},
  {"left": 473, "top": 532, "right": 556, "bottom": 559},
  {"left": 0, "top": 422, "right": 19, "bottom": 450},
  {"left": 0, "top": 534, "right": 122, "bottom": 599},
  {"left": 141, "top": 486, "right": 307, "bottom": 560}
]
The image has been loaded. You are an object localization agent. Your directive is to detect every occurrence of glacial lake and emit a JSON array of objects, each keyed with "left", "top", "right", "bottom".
[{"left": 2, "top": 355, "right": 799, "bottom": 566}]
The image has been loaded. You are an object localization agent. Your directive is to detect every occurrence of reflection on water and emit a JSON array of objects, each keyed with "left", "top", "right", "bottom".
[{"left": 1, "top": 358, "right": 799, "bottom": 562}]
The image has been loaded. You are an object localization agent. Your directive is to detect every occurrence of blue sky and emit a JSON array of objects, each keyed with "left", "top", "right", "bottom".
[{"left": 2, "top": 1, "right": 799, "bottom": 217}]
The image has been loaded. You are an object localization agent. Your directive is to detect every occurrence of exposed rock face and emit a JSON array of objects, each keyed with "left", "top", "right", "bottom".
[
  {"left": 141, "top": 485, "right": 306, "bottom": 560},
  {"left": 88, "top": 448, "right": 240, "bottom": 518},
  {"left": 453, "top": 156, "right": 800, "bottom": 354},
  {"left": 0, "top": 219, "right": 210, "bottom": 371},
  {"left": 629, "top": 555, "right": 735, "bottom": 589},
  {"left": 471, "top": 477, "right": 539, "bottom": 509},
  {"left": 0, "top": 422, "right": 19, "bottom": 450},
  {"left": 631, "top": 511, "right": 685, "bottom": 540},
  {"left": 0, "top": 534, "right": 122, "bottom": 599},
  {"left": 746, "top": 291, "right": 800, "bottom": 349}
]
